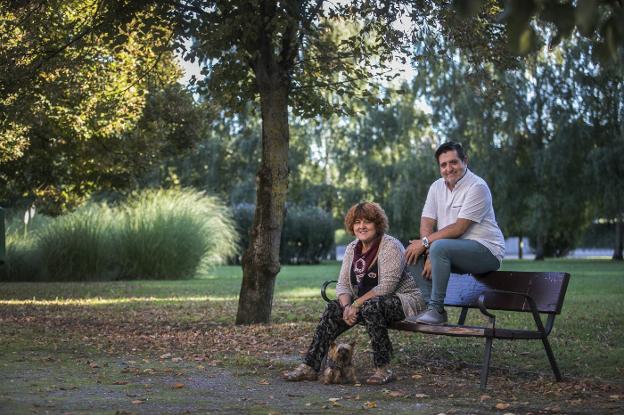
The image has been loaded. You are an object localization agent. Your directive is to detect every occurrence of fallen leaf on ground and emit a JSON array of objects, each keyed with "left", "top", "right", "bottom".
[
  {"left": 172, "top": 383, "right": 185, "bottom": 389},
  {"left": 495, "top": 402, "right": 510, "bottom": 410},
  {"left": 414, "top": 393, "right": 429, "bottom": 399},
  {"left": 364, "top": 401, "right": 377, "bottom": 408},
  {"left": 480, "top": 394, "right": 491, "bottom": 401},
  {"left": 258, "top": 379, "right": 270, "bottom": 385},
  {"left": 112, "top": 381, "right": 128, "bottom": 385}
]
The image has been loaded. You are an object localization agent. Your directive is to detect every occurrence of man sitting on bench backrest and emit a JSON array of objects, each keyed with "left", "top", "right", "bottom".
[{"left": 405, "top": 141, "right": 506, "bottom": 325}]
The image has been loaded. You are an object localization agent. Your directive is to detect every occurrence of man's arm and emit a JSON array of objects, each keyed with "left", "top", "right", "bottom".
[
  {"left": 420, "top": 217, "right": 436, "bottom": 238},
  {"left": 405, "top": 216, "right": 436, "bottom": 264},
  {"left": 406, "top": 217, "right": 474, "bottom": 264},
  {"left": 426, "top": 218, "right": 474, "bottom": 243}
]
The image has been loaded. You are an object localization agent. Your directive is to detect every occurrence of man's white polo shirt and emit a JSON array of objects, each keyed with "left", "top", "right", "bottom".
[{"left": 422, "top": 169, "right": 506, "bottom": 262}]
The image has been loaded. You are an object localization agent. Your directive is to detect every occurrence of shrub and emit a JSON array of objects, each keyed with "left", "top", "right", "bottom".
[
  {"left": 117, "top": 188, "right": 238, "bottom": 279},
  {"left": 232, "top": 203, "right": 334, "bottom": 264},
  {"left": 230, "top": 203, "right": 255, "bottom": 264},
  {"left": 280, "top": 205, "right": 334, "bottom": 264},
  {"left": 3, "top": 188, "right": 238, "bottom": 281},
  {"left": 36, "top": 203, "right": 117, "bottom": 281},
  {"left": 231, "top": 204, "right": 334, "bottom": 265},
  {"left": 3, "top": 213, "right": 52, "bottom": 281}
]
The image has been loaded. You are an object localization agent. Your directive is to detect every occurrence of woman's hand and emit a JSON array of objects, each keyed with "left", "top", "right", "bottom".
[
  {"left": 422, "top": 256, "right": 432, "bottom": 280},
  {"left": 343, "top": 305, "right": 358, "bottom": 326}
]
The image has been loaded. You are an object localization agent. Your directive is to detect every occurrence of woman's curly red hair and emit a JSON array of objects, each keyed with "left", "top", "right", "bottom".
[{"left": 344, "top": 202, "right": 389, "bottom": 236}]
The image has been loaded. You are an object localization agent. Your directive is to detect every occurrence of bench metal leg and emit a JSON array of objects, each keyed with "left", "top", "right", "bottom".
[
  {"left": 480, "top": 337, "right": 493, "bottom": 390},
  {"left": 541, "top": 336, "right": 562, "bottom": 381},
  {"left": 458, "top": 307, "right": 469, "bottom": 325}
]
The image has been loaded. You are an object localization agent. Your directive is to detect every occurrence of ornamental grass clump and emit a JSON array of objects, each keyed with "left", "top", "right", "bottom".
[
  {"left": 36, "top": 203, "right": 117, "bottom": 281},
  {"left": 116, "top": 188, "right": 238, "bottom": 280},
  {"left": 2, "top": 188, "right": 238, "bottom": 281},
  {"left": 3, "top": 214, "right": 51, "bottom": 281}
]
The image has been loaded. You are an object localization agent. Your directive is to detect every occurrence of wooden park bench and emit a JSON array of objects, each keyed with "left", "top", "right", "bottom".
[{"left": 321, "top": 270, "right": 571, "bottom": 390}]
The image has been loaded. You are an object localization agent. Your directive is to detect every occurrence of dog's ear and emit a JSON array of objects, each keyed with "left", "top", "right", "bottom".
[{"left": 329, "top": 341, "right": 337, "bottom": 350}]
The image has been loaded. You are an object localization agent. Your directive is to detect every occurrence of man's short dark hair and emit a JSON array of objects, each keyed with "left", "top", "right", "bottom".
[{"left": 435, "top": 141, "right": 466, "bottom": 163}]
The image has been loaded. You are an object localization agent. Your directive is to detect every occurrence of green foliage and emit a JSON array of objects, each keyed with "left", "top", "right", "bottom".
[
  {"left": 182, "top": 1, "right": 429, "bottom": 118},
  {"left": 37, "top": 204, "right": 117, "bottom": 281},
  {"left": 3, "top": 188, "right": 238, "bottom": 281},
  {"left": 491, "top": 0, "right": 624, "bottom": 65},
  {"left": 161, "top": 103, "right": 262, "bottom": 206},
  {"left": 280, "top": 206, "right": 334, "bottom": 264},
  {"left": 579, "top": 222, "right": 617, "bottom": 249},
  {"left": 3, "top": 211, "right": 52, "bottom": 281},
  {"left": 411, "top": 31, "right": 621, "bottom": 258},
  {"left": 116, "top": 188, "right": 238, "bottom": 280},
  {"left": 328, "top": 86, "right": 439, "bottom": 242},
  {"left": 0, "top": 1, "right": 182, "bottom": 213},
  {"left": 231, "top": 204, "right": 334, "bottom": 265},
  {"left": 230, "top": 203, "right": 255, "bottom": 264}
]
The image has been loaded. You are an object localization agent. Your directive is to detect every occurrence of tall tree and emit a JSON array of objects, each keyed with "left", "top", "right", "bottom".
[
  {"left": 0, "top": 1, "right": 179, "bottom": 211},
  {"left": 178, "top": 1, "right": 440, "bottom": 324},
  {"left": 581, "top": 59, "right": 624, "bottom": 260}
]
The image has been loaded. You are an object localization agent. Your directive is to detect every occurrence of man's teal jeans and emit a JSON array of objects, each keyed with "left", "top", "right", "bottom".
[{"left": 407, "top": 239, "right": 500, "bottom": 312}]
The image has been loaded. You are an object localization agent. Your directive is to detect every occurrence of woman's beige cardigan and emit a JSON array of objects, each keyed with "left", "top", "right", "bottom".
[{"left": 335, "top": 234, "right": 426, "bottom": 318}]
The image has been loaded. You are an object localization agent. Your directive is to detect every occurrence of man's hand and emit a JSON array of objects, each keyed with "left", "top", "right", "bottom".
[
  {"left": 405, "top": 239, "right": 426, "bottom": 265},
  {"left": 422, "top": 256, "right": 432, "bottom": 280}
]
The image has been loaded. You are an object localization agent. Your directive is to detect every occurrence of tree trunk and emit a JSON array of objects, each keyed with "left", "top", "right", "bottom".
[
  {"left": 534, "top": 235, "right": 545, "bottom": 261},
  {"left": 518, "top": 234, "right": 523, "bottom": 259},
  {"left": 614, "top": 216, "right": 623, "bottom": 261},
  {"left": 236, "top": 82, "right": 290, "bottom": 324}
]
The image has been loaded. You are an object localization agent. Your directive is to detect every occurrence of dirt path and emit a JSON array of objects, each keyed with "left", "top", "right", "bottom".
[
  {"left": 1, "top": 355, "right": 427, "bottom": 414},
  {"left": 2, "top": 349, "right": 623, "bottom": 415}
]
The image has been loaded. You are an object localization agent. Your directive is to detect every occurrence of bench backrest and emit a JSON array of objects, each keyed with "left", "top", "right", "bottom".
[{"left": 444, "top": 271, "right": 570, "bottom": 314}]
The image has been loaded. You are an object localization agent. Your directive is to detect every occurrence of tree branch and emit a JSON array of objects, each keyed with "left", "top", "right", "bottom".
[{"left": 291, "top": 68, "right": 394, "bottom": 91}]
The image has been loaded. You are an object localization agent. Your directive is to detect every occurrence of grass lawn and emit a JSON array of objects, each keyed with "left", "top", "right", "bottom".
[{"left": 1, "top": 258, "right": 623, "bottom": 414}]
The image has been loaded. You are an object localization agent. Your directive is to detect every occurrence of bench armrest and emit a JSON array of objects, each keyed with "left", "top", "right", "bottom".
[
  {"left": 478, "top": 289, "right": 550, "bottom": 336},
  {"left": 321, "top": 280, "right": 337, "bottom": 303}
]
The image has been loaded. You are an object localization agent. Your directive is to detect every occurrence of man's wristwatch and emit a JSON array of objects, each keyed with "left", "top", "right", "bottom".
[{"left": 422, "top": 236, "right": 430, "bottom": 249}]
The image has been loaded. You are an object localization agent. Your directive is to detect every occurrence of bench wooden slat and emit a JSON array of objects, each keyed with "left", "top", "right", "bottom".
[
  {"left": 391, "top": 320, "right": 487, "bottom": 337},
  {"left": 391, "top": 319, "right": 548, "bottom": 340},
  {"left": 444, "top": 271, "right": 570, "bottom": 314}
]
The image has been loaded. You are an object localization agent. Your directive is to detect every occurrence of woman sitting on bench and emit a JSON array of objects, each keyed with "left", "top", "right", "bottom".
[{"left": 283, "top": 202, "right": 426, "bottom": 385}]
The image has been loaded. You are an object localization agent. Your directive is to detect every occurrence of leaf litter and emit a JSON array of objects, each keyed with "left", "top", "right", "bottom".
[{"left": 1, "top": 301, "right": 623, "bottom": 414}]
